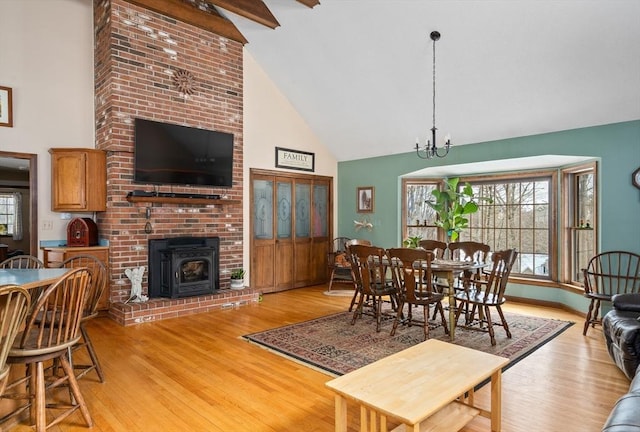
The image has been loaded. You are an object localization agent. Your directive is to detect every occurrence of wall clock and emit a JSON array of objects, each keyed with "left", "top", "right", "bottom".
[{"left": 633, "top": 167, "right": 640, "bottom": 190}]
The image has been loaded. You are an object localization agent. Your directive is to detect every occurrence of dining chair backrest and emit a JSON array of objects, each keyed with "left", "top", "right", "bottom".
[
  {"left": 418, "top": 240, "right": 447, "bottom": 259},
  {"left": 583, "top": 251, "right": 640, "bottom": 297},
  {"left": 347, "top": 244, "right": 387, "bottom": 296},
  {"left": 332, "top": 237, "right": 351, "bottom": 254},
  {"left": 346, "top": 239, "right": 372, "bottom": 248},
  {"left": 387, "top": 248, "right": 436, "bottom": 302},
  {"left": 0, "top": 255, "right": 44, "bottom": 269},
  {"left": 58, "top": 255, "right": 108, "bottom": 319},
  {"left": 15, "top": 267, "right": 91, "bottom": 353},
  {"left": 0, "top": 285, "right": 31, "bottom": 393},
  {"left": 480, "top": 248, "right": 518, "bottom": 302},
  {"left": 448, "top": 241, "right": 491, "bottom": 264}
]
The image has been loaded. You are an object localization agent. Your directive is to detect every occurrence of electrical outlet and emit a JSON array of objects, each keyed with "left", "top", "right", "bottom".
[{"left": 42, "top": 220, "right": 53, "bottom": 230}]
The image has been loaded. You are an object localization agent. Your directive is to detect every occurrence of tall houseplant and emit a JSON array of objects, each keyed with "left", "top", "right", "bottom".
[{"left": 426, "top": 177, "right": 490, "bottom": 242}]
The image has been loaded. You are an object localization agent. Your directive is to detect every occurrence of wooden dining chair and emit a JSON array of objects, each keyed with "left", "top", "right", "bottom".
[
  {"left": 454, "top": 248, "right": 518, "bottom": 346},
  {"left": 58, "top": 254, "right": 108, "bottom": 382},
  {"left": 387, "top": 248, "right": 448, "bottom": 341},
  {"left": 418, "top": 239, "right": 447, "bottom": 259},
  {"left": 582, "top": 251, "right": 640, "bottom": 335},
  {"left": 447, "top": 241, "right": 492, "bottom": 319},
  {"left": 348, "top": 244, "right": 397, "bottom": 332},
  {"left": 0, "top": 255, "right": 44, "bottom": 269},
  {"left": 0, "top": 285, "right": 31, "bottom": 396},
  {"left": 1, "top": 267, "right": 94, "bottom": 431},
  {"left": 345, "top": 239, "right": 372, "bottom": 311},
  {"left": 327, "top": 237, "right": 352, "bottom": 292}
]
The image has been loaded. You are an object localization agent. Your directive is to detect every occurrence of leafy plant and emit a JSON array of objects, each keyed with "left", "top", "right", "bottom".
[
  {"left": 426, "top": 177, "right": 491, "bottom": 242},
  {"left": 403, "top": 235, "right": 422, "bottom": 248},
  {"left": 231, "top": 268, "right": 245, "bottom": 279}
]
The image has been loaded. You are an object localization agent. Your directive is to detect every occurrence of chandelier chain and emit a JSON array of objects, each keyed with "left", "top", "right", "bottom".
[
  {"left": 432, "top": 36, "right": 436, "bottom": 130},
  {"left": 415, "top": 30, "right": 451, "bottom": 160}
]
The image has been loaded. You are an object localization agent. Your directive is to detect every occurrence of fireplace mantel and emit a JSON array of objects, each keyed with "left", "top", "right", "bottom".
[{"left": 126, "top": 196, "right": 241, "bottom": 206}]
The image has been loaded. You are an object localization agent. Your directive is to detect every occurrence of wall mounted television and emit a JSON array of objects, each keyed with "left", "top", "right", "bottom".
[{"left": 134, "top": 118, "right": 234, "bottom": 188}]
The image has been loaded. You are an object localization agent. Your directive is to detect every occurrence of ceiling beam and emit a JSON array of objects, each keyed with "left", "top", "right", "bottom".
[
  {"left": 123, "top": 0, "right": 248, "bottom": 44},
  {"left": 207, "top": 0, "right": 280, "bottom": 29},
  {"left": 296, "top": 0, "right": 320, "bottom": 8}
]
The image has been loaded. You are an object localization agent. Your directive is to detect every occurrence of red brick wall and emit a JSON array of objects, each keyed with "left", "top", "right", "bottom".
[{"left": 94, "top": 0, "right": 243, "bottom": 305}]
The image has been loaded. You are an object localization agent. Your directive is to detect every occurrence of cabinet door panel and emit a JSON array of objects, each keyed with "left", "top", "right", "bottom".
[
  {"left": 52, "top": 152, "right": 87, "bottom": 210},
  {"left": 275, "top": 179, "right": 294, "bottom": 289},
  {"left": 251, "top": 178, "right": 275, "bottom": 289}
]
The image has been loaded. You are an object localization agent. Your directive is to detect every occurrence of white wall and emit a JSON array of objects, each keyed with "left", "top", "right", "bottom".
[
  {"left": 0, "top": 0, "right": 338, "bottom": 271},
  {"left": 0, "top": 0, "right": 95, "bottom": 244},
  {"left": 243, "top": 51, "right": 338, "bottom": 273}
]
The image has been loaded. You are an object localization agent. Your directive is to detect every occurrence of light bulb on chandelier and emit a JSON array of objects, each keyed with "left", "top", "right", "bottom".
[{"left": 415, "top": 30, "right": 452, "bottom": 159}]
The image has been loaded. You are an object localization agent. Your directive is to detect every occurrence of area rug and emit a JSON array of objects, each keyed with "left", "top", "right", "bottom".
[{"left": 243, "top": 310, "right": 573, "bottom": 376}]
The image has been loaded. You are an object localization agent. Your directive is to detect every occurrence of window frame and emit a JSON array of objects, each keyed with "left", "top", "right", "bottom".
[
  {"left": 402, "top": 170, "right": 559, "bottom": 283},
  {"left": 561, "top": 162, "right": 598, "bottom": 286}
]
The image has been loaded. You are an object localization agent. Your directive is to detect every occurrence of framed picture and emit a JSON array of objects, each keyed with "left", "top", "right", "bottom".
[
  {"left": 0, "top": 86, "right": 13, "bottom": 128},
  {"left": 357, "top": 186, "right": 374, "bottom": 213},
  {"left": 275, "top": 147, "right": 315, "bottom": 172}
]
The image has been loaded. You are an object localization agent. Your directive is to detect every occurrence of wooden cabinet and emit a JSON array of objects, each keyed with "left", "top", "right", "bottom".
[
  {"left": 250, "top": 169, "right": 332, "bottom": 293},
  {"left": 41, "top": 246, "right": 110, "bottom": 311},
  {"left": 50, "top": 148, "right": 107, "bottom": 211}
]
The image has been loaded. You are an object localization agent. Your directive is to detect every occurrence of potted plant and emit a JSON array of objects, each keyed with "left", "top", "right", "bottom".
[
  {"left": 230, "top": 268, "right": 245, "bottom": 289},
  {"left": 403, "top": 235, "right": 422, "bottom": 248},
  {"left": 426, "top": 177, "right": 491, "bottom": 242}
]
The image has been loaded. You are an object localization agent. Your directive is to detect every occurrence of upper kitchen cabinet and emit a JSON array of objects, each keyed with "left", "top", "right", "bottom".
[{"left": 50, "top": 148, "right": 107, "bottom": 212}]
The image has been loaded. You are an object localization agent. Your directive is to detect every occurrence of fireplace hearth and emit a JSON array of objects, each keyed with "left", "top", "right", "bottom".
[{"left": 148, "top": 237, "right": 220, "bottom": 299}]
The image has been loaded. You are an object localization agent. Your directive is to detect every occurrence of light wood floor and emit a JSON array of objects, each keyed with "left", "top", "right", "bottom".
[{"left": 3, "top": 285, "right": 630, "bottom": 432}]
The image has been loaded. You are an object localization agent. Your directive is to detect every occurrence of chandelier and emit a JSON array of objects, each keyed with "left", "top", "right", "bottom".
[{"left": 415, "top": 31, "right": 451, "bottom": 159}]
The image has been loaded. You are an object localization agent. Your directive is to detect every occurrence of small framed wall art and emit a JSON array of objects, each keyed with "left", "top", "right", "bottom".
[
  {"left": 0, "top": 86, "right": 13, "bottom": 127},
  {"left": 357, "top": 186, "right": 374, "bottom": 213},
  {"left": 275, "top": 147, "right": 315, "bottom": 172}
]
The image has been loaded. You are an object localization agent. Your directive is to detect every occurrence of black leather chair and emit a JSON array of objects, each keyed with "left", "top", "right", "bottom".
[
  {"left": 602, "top": 294, "right": 640, "bottom": 431},
  {"left": 602, "top": 363, "right": 640, "bottom": 431},
  {"left": 603, "top": 293, "right": 640, "bottom": 380}
]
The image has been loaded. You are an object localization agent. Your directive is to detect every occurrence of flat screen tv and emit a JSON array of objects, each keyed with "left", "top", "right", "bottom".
[{"left": 134, "top": 118, "right": 234, "bottom": 188}]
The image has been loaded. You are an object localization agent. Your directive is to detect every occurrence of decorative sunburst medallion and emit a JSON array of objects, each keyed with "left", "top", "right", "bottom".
[{"left": 172, "top": 68, "right": 196, "bottom": 95}]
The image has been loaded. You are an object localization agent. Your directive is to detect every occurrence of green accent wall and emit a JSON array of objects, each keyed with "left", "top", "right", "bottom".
[{"left": 337, "top": 120, "right": 640, "bottom": 310}]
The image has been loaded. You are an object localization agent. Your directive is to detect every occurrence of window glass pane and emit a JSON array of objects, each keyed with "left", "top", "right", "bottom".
[
  {"left": 313, "top": 184, "right": 328, "bottom": 237},
  {"left": 0, "top": 193, "right": 15, "bottom": 235},
  {"left": 295, "top": 183, "right": 310, "bottom": 238},
  {"left": 406, "top": 183, "right": 437, "bottom": 225},
  {"left": 567, "top": 168, "right": 596, "bottom": 284},
  {"left": 276, "top": 181, "right": 291, "bottom": 239},
  {"left": 471, "top": 176, "right": 551, "bottom": 279},
  {"left": 253, "top": 180, "right": 273, "bottom": 239}
]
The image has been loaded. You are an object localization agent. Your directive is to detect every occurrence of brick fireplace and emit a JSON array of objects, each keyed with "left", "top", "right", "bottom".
[{"left": 93, "top": 0, "right": 254, "bottom": 325}]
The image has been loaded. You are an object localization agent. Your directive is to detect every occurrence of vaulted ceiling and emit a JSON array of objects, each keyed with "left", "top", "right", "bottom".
[
  {"left": 124, "top": 1, "right": 640, "bottom": 162},
  {"left": 123, "top": 0, "right": 319, "bottom": 44}
]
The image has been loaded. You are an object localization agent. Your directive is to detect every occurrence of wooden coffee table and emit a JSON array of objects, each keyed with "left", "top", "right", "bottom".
[{"left": 325, "top": 339, "right": 509, "bottom": 432}]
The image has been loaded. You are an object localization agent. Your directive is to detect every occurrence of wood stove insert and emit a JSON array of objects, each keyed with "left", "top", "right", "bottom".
[{"left": 148, "top": 237, "right": 220, "bottom": 299}]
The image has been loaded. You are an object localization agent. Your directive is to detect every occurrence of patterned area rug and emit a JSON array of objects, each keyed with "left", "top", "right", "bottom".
[{"left": 243, "top": 309, "right": 573, "bottom": 376}]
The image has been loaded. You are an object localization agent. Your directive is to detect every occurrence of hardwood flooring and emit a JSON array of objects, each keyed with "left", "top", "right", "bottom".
[{"left": 2, "top": 285, "right": 630, "bottom": 431}]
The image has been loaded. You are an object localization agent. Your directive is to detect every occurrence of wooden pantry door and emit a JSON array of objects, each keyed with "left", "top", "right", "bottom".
[{"left": 250, "top": 169, "right": 332, "bottom": 293}]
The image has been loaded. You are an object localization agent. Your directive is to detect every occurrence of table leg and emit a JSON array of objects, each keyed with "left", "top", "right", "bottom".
[
  {"left": 448, "top": 271, "right": 455, "bottom": 341},
  {"left": 490, "top": 369, "right": 502, "bottom": 432},
  {"left": 335, "top": 394, "right": 347, "bottom": 432}
]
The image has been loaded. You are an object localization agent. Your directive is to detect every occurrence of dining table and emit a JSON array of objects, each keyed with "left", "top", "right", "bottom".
[{"left": 0, "top": 268, "right": 70, "bottom": 290}]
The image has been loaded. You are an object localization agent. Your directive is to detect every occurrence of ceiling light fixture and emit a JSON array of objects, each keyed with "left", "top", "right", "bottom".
[{"left": 415, "top": 31, "right": 451, "bottom": 159}]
